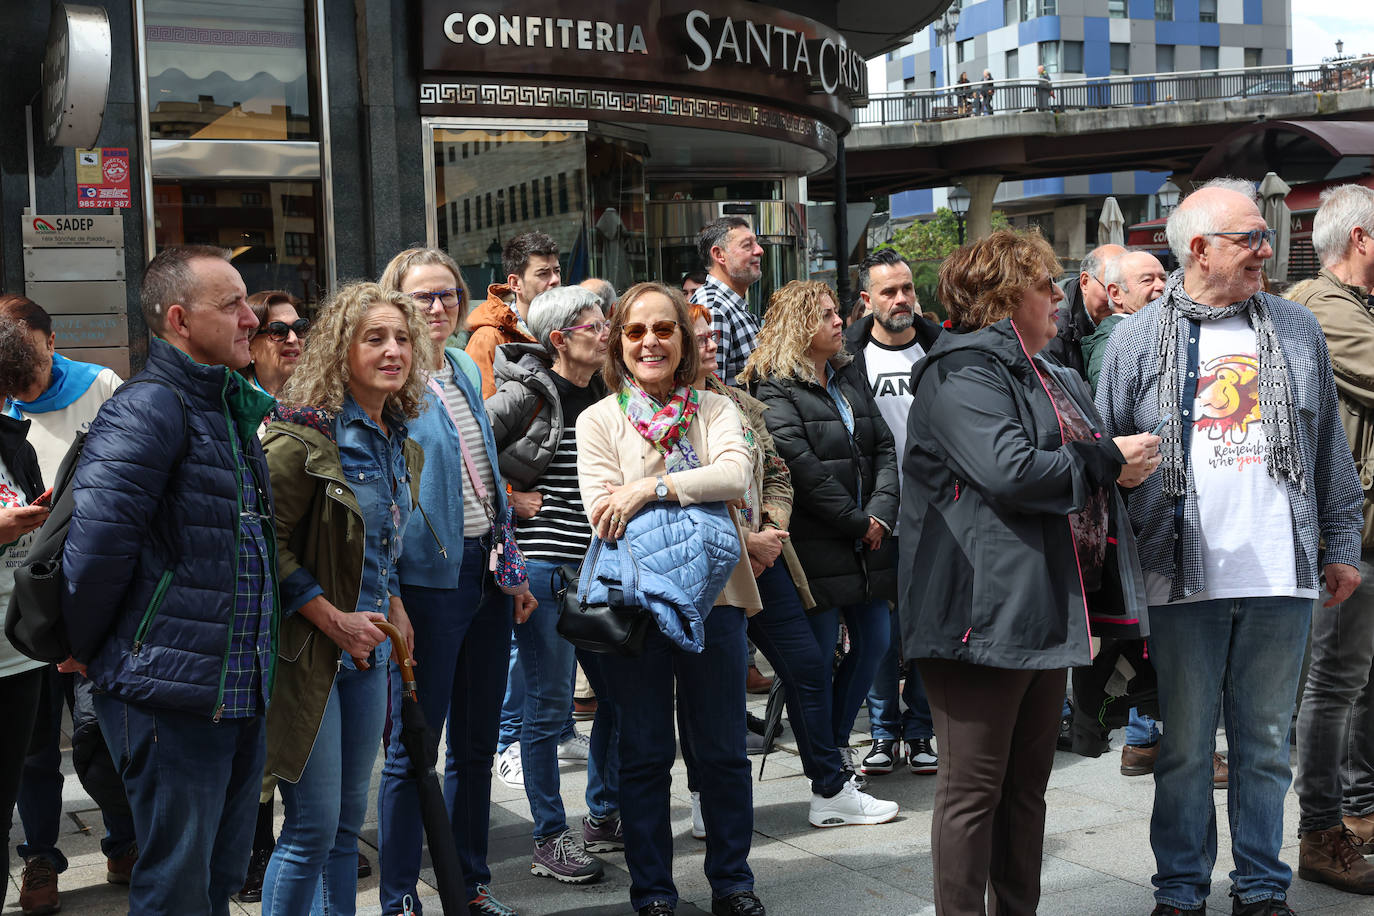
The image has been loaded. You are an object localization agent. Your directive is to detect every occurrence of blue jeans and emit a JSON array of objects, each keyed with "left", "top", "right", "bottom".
[
  {"left": 748, "top": 562, "right": 847, "bottom": 795},
  {"left": 1127, "top": 708, "right": 1161, "bottom": 746},
  {"left": 516, "top": 559, "right": 580, "bottom": 840},
  {"left": 95, "top": 693, "right": 265, "bottom": 916},
  {"left": 263, "top": 661, "right": 386, "bottom": 915},
  {"left": 1148, "top": 596, "right": 1312, "bottom": 909},
  {"left": 600, "top": 606, "right": 754, "bottom": 910},
  {"left": 377, "top": 546, "right": 513, "bottom": 911},
  {"left": 808, "top": 599, "right": 891, "bottom": 748},
  {"left": 18, "top": 668, "right": 137, "bottom": 870},
  {"left": 866, "top": 608, "right": 933, "bottom": 743},
  {"left": 499, "top": 635, "right": 578, "bottom": 754},
  {"left": 578, "top": 649, "right": 620, "bottom": 820}
]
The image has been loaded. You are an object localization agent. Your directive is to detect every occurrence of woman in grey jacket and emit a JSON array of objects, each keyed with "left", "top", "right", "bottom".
[{"left": 898, "top": 230, "right": 1159, "bottom": 915}]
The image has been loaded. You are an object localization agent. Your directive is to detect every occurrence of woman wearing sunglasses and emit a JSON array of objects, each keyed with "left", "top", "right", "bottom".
[
  {"left": 485, "top": 285, "right": 620, "bottom": 885},
  {"left": 375, "top": 247, "right": 534, "bottom": 916},
  {"left": 246, "top": 291, "right": 309, "bottom": 398},
  {"left": 576, "top": 282, "right": 764, "bottom": 916}
]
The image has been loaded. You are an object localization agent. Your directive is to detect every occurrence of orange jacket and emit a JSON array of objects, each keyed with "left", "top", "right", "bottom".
[{"left": 464, "top": 284, "right": 535, "bottom": 398}]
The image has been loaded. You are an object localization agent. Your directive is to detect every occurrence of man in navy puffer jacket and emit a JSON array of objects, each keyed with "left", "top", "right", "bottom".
[{"left": 62, "top": 245, "right": 279, "bottom": 916}]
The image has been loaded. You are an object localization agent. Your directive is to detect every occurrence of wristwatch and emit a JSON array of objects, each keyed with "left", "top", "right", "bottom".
[{"left": 654, "top": 475, "right": 669, "bottom": 501}]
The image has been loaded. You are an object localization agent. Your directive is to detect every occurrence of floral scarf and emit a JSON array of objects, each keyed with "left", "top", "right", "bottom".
[{"left": 617, "top": 380, "right": 702, "bottom": 472}]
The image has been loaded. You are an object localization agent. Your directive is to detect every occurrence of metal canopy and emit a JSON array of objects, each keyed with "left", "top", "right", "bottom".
[{"left": 1193, "top": 120, "right": 1374, "bottom": 183}]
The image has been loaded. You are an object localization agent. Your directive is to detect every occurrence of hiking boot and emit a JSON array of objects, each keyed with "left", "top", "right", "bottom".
[
  {"left": 1230, "top": 895, "right": 1294, "bottom": 915},
  {"left": 235, "top": 847, "right": 271, "bottom": 902},
  {"left": 530, "top": 828, "right": 604, "bottom": 884},
  {"left": 469, "top": 883, "right": 519, "bottom": 915},
  {"left": 906, "top": 738, "right": 938, "bottom": 775},
  {"left": 1213, "top": 753, "right": 1229, "bottom": 789},
  {"left": 808, "top": 780, "right": 899, "bottom": 828},
  {"left": 690, "top": 791, "right": 706, "bottom": 839},
  {"left": 711, "top": 889, "right": 766, "bottom": 915},
  {"left": 860, "top": 739, "right": 898, "bottom": 775},
  {"left": 1343, "top": 812, "right": 1374, "bottom": 852},
  {"left": 1151, "top": 905, "right": 1205, "bottom": 915},
  {"left": 106, "top": 849, "right": 137, "bottom": 885},
  {"left": 582, "top": 813, "right": 624, "bottom": 852},
  {"left": 18, "top": 856, "right": 60, "bottom": 915},
  {"left": 1121, "top": 742, "right": 1160, "bottom": 776},
  {"left": 1298, "top": 825, "right": 1374, "bottom": 894}
]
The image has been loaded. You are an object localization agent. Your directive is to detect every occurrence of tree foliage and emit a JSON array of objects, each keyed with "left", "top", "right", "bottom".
[{"left": 880, "top": 207, "right": 1011, "bottom": 262}]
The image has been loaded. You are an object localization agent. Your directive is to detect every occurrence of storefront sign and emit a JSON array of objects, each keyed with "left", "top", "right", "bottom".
[
  {"left": 42, "top": 3, "right": 112, "bottom": 148},
  {"left": 74, "top": 148, "right": 131, "bottom": 209},
  {"left": 421, "top": 0, "right": 866, "bottom": 128},
  {"left": 22, "top": 213, "right": 124, "bottom": 248}
]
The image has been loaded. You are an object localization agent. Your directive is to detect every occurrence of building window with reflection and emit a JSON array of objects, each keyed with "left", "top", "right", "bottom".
[
  {"left": 1109, "top": 0, "right": 1127, "bottom": 18},
  {"left": 1154, "top": 0, "right": 1174, "bottom": 21},
  {"left": 1199, "top": 0, "right": 1217, "bottom": 22},
  {"left": 1111, "top": 42, "right": 1130, "bottom": 74},
  {"left": 1039, "top": 41, "right": 1061, "bottom": 74}
]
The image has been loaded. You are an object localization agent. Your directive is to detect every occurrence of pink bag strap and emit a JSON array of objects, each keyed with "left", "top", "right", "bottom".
[{"left": 427, "top": 376, "right": 496, "bottom": 524}]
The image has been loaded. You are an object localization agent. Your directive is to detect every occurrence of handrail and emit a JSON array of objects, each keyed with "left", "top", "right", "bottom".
[{"left": 856, "top": 57, "right": 1374, "bottom": 126}]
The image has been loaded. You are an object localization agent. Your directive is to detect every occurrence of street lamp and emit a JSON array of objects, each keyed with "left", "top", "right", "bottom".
[
  {"left": 948, "top": 185, "right": 971, "bottom": 244},
  {"left": 1156, "top": 178, "right": 1181, "bottom": 215},
  {"left": 933, "top": 1, "right": 961, "bottom": 99},
  {"left": 486, "top": 238, "right": 503, "bottom": 285}
]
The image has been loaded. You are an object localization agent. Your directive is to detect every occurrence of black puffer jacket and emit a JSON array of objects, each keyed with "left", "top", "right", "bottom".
[
  {"left": 752, "top": 359, "right": 899, "bottom": 610},
  {"left": 898, "top": 318, "right": 1147, "bottom": 671}
]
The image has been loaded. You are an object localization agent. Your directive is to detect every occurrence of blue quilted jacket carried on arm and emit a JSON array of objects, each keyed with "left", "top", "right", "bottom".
[
  {"left": 62, "top": 337, "right": 279, "bottom": 716},
  {"left": 579, "top": 502, "right": 742, "bottom": 653}
]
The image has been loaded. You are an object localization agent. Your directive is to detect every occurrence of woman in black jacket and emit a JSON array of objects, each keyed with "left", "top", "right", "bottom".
[
  {"left": 899, "top": 230, "right": 1158, "bottom": 915},
  {"left": 741, "top": 280, "right": 899, "bottom": 777}
]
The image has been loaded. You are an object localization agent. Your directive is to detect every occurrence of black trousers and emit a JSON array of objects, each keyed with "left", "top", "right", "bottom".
[{"left": 1, "top": 665, "right": 46, "bottom": 910}]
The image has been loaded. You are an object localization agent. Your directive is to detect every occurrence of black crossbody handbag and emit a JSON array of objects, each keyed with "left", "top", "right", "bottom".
[{"left": 551, "top": 536, "right": 650, "bottom": 657}]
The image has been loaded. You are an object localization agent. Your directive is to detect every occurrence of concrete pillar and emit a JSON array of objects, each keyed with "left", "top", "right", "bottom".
[
  {"left": 964, "top": 174, "right": 1002, "bottom": 241},
  {"left": 1053, "top": 204, "right": 1088, "bottom": 262}
]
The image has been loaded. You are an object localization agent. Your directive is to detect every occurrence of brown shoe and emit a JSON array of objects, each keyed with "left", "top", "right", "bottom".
[
  {"left": 1121, "top": 742, "right": 1159, "bottom": 776},
  {"left": 1343, "top": 812, "right": 1374, "bottom": 853},
  {"left": 18, "top": 856, "right": 60, "bottom": 915},
  {"left": 574, "top": 698, "right": 598, "bottom": 721},
  {"left": 1298, "top": 825, "right": 1374, "bottom": 894},
  {"left": 1213, "top": 752, "right": 1228, "bottom": 789},
  {"left": 106, "top": 850, "right": 137, "bottom": 885},
  {"left": 745, "top": 665, "right": 773, "bottom": 695}
]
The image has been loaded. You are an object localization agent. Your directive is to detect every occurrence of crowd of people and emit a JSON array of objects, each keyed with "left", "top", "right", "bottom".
[{"left": 1, "top": 177, "right": 1373, "bottom": 916}]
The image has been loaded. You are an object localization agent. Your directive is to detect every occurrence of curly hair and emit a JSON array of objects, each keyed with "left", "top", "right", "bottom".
[
  {"left": 937, "top": 229, "right": 1061, "bottom": 332},
  {"left": 0, "top": 316, "right": 44, "bottom": 400},
  {"left": 602, "top": 282, "right": 699, "bottom": 392},
  {"left": 737, "top": 280, "right": 850, "bottom": 385},
  {"left": 277, "top": 282, "right": 433, "bottom": 420}
]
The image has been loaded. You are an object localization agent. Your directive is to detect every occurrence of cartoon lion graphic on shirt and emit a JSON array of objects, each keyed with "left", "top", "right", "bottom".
[{"left": 1194, "top": 354, "right": 1261, "bottom": 445}]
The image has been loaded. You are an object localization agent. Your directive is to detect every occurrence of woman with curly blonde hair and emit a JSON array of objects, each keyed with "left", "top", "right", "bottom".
[
  {"left": 740, "top": 280, "right": 900, "bottom": 782},
  {"left": 259, "top": 281, "right": 433, "bottom": 915}
]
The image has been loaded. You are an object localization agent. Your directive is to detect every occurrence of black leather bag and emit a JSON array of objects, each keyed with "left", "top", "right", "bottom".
[{"left": 552, "top": 538, "right": 650, "bottom": 657}]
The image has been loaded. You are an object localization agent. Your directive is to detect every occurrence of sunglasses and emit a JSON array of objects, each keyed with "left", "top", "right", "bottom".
[
  {"left": 409, "top": 287, "right": 464, "bottom": 310},
  {"left": 255, "top": 318, "right": 310, "bottom": 342},
  {"left": 1205, "top": 228, "right": 1278, "bottom": 252},
  {"left": 622, "top": 320, "right": 679, "bottom": 342},
  {"left": 560, "top": 319, "right": 610, "bottom": 335}
]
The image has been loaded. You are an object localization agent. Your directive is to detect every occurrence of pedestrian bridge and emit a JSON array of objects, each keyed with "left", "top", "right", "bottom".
[{"left": 820, "top": 61, "right": 1374, "bottom": 197}]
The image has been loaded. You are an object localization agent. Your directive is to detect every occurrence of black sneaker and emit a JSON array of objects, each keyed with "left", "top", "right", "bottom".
[
  {"left": 906, "top": 738, "right": 938, "bottom": 775},
  {"left": 639, "top": 901, "right": 675, "bottom": 915},
  {"left": 1231, "top": 896, "right": 1293, "bottom": 916},
  {"left": 1151, "top": 904, "right": 1205, "bottom": 915},
  {"left": 711, "top": 889, "right": 766, "bottom": 915},
  {"left": 861, "top": 739, "right": 898, "bottom": 775}
]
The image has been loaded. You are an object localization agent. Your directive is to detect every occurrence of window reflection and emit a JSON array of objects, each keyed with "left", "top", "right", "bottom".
[{"left": 145, "top": 0, "right": 316, "bottom": 140}]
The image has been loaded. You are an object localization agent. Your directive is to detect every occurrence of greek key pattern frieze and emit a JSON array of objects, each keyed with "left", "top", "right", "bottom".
[{"left": 419, "top": 82, "right": 836, "bottom": 150}]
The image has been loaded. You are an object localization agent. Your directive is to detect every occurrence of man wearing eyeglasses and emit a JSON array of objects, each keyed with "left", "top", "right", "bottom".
[
  {"left": 1095, "top": 179, "right": 1364, "bottom": 916},
  {"left": 1042, "top": 243, "right": 1125, "bottom": 380}
]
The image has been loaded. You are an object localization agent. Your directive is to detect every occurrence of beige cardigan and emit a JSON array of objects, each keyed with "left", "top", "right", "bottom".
[{"left": 575, "top": 390, "right": 762, "bottom": 614}]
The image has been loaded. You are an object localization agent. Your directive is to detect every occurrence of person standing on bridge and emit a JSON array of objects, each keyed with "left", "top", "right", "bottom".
[
  {"left": 977, "top": 69, "right": 995, "bottom": 116},
  {"left": 1036, "top": 64, "right": 1056, "bottom": 111}
]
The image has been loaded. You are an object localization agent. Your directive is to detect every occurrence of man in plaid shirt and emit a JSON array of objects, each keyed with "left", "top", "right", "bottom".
[{"left": 690, "top": 216, "right": 764, "bottom": 383}]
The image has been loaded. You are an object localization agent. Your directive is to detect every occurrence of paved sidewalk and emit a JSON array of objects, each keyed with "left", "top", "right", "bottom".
[{"left": 6, "top": 674, "right": 1371, "bottom": 915}]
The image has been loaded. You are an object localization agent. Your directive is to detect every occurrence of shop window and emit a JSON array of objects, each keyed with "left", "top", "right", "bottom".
[
  {"left": 1063, "top": 40, "right": 1084, "bottom": 72},
  {"left": 1111, "top": 43, "right": 1130, "bottom": 74},
  {"left": 1155, "top": 0, "right": 1173, "bottom": 21},
  {"left": 144, "top": 0, "right": 317, "bottom": 140},
  {"left": 1109, "top": 0, "right": 1127, "bottom": 18},
  {"left": 1199, "top": 0, "right": 1217, "bottom": 21},
  {"left": 1156, "top": 44, "right": 1175, "bottom": 72}
]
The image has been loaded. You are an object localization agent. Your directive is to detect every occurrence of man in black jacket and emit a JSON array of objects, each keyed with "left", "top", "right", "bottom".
[
  {"left": 844, "top": 249, "right": 944, "bottom": 779},
  {"left": 1041, "top": 243, "right": 1125, "bottom": 378}
]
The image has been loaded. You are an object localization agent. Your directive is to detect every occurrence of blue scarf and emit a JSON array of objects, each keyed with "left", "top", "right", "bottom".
[{"left": 5, "top": 353, "right": 106, "bottom": 418}]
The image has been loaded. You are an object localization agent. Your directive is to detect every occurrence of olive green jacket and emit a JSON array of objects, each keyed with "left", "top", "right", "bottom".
[{"left": 261, "top": 416, "right": 425, "bottom": 783}]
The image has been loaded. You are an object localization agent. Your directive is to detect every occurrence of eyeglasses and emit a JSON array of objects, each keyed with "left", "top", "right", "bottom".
[
  {"left": 695, "top": 330, "right": 722, "bottom": 346},
  {"left": 254, "top": 318, "right": 310, "bottom": 342},
  {"left": 1206, "top": 229, "right": 1277, "bottom": 252},
  {"left": 409, "top": 287, "right": 464, "bottom": 310},
  {"left": 560, "top": 319, "right": 610, "bottom": 336},
  {"left": 621, "top": 320, "right": 679, "bottom": 342}
]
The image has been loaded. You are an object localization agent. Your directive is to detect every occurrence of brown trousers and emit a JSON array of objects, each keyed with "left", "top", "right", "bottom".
[{"left": 917, "top": 658, "right": 1067, "bottom": 916}]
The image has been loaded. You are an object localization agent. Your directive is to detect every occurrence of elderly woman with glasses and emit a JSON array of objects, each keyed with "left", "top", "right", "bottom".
[
  {"left": 246, "top": 291, "right": 309, "bottom": 398},
  {"left": 576, "top": 282, "right": 764, "bottom": 916},
  {"left": 375, "top": 247, "right": 535, "bottom": 916},
  {"left": 485, "top": 285, "right": 622, "bottom": 885}
]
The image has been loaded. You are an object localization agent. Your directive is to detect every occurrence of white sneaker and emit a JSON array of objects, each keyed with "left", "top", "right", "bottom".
[
  {"left": 808, "top": 781, "right": 900, "bottom": 828},
  {"left": 689, "top": 791, "right": 706, "bottom": 840},
  {"left": 497, "top": 743, "right": 524, "bottom": 789},
  {"left": 558, "top": 731, "right": 591, "bottom": 763}
]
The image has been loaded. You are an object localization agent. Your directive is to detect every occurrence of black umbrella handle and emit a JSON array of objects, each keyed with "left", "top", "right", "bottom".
[{"left": 375, "top": 620, "right": 418, "bottom": 702}]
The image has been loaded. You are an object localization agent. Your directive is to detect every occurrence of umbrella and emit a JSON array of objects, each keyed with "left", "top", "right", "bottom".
[
  {"left": 756, "top": 675, "right": 788, "bottom": 780},
  {"left": 1098, "top": 196, "right": 1126, "bottom": 247},
  {"left": 373, "top": 621, "right": 468, "bottom": 914},
  {"left": 1258, "top": 171, "right": 1293, "bottom": 282}
]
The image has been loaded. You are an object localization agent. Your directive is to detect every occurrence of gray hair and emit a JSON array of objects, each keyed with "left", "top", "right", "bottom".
[
  {"left": 141, "top": 244, "right": 231, "bottom": 335},
  {"left": 1312, "top": 184, "right": 1374, "bottom": 267},
  {"left": 527, "top": 285, "right": 604, "bottom": 353},
  {"left": 579, "top": 277, "right": 617, "bottom": 311},
  {"left": 1166, "top": 177, "right": 1260, "bottom": 269},
  {"left": 1102, "top": 253, "right": 1128, "bottom": 289},
  {"left": 696, "top": 216, "right": 751, "bottom": 271},
  {"left": 1079, "top": 247, "right": 1114, "bottom": 283}
]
